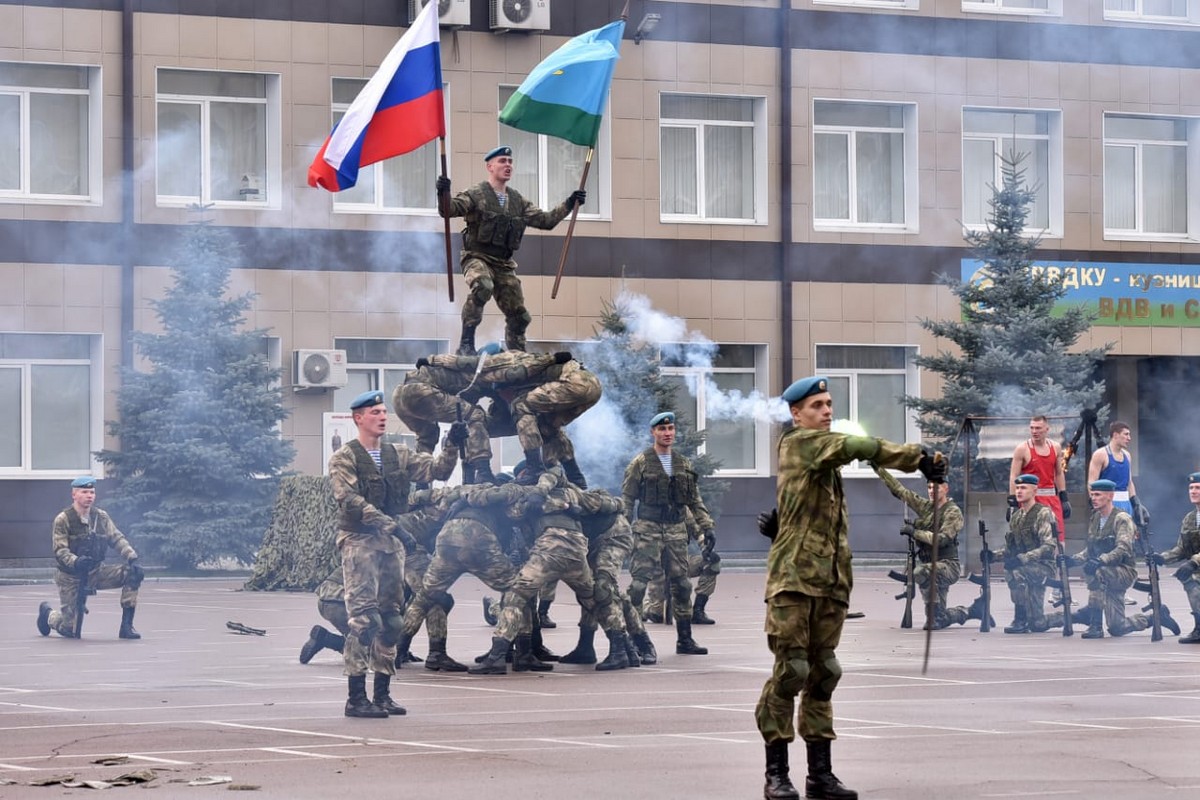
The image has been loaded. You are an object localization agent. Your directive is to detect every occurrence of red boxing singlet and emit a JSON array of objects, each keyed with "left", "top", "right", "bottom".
[{"left": 1023, "top": 439, "right": 1064, "bottom": 538}]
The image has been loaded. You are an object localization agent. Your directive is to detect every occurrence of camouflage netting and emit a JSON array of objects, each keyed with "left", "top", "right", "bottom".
[{"left": 244, "top": 475, "right": 339, "bottom": 592}]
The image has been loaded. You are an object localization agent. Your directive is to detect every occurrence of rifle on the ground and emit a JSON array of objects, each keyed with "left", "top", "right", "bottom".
[
  {"left": 1053, "top": 521, "right": 1074, "bottom": 637},
  {"left": 1135, "top": 521, "right": 1164, "bottom": 642},
  {"left": 977, "top": 520, "right": 993, "bottom": 633}
]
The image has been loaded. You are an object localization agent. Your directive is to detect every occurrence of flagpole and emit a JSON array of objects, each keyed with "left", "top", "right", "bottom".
[
  {"left": 439, "top": 136, "right": 454, "bottom": 303},
  {"left": 550, "top": 148, "right": 592, "bottom": 300}
]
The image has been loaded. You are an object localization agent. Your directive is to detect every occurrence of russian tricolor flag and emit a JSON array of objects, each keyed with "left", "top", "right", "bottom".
[{"left": 308, "top": 0, "right": 444, "bottom": 192}]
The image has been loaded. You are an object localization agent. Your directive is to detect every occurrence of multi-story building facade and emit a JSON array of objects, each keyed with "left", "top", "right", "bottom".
[{"left": 3, "top": 0, "right": 1199, "bottom": 558}]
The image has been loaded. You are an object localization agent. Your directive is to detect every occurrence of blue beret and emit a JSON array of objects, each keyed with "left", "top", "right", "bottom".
[
  {"left": 1190, "top": 472, "right": 1200, "bottom": 484},
  {"left": 1089, "top": 479, "right": 1117, "bottom": 492},
  {"left": 1014, "top": 474, "right": 1040, "bottom": 486},
  {"left": 349, "top": 390, "right": 384, "bottom": 410},
  {"left": 485, "top": 145, "right": 512, "bottom": 161},
  {"left": 478, "top": 342, "right": 503, "bottom": 356},
  {"left": 650, "top": 411, "right": 675, "bottom": 427},
  {"left": 71, "top": 476, "right": 96, "bottom": 489},
  {"left": 782, "top": 376, "right": 829, "bottom": 405}
]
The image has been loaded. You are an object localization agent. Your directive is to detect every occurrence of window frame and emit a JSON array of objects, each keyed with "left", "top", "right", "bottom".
[
  {"left": 0, "top": 334, "right": 103, "bottom": 479},
  {"left": 962, "top": 0, "right": 1060, "bottom": 15},
  {"left": 961, "top": 106, "right": 1063, "bottom": 238},
  {"left": 658, "top": 92, "right": 769, "bottom": 226},
  {"left": 1103, "top": 0, "right": 1200, "bottom": 25},
  {"left": 497, "top": 85, "right": 611, "bottom": 221},
  {"left": 811, "top": 0, "right": 919, "bottom": 9},
  {"left": 154, "top": 67, "right": 282, "bottom": 210},
  {"left": 1102, "top": 112, "right": 1197, "bottom": 242},
  {"left": 0, "top": 62, "right": 102, "bottom": 205},
  {"left": 812, "top": 98, "right": 919, "bottom": 233}
]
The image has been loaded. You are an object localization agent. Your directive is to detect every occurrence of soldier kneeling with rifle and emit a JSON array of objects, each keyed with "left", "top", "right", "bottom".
[
  {"left": 1149, "top": 472, "right": 1200, "bottom": 644},
  {"left": 37, "top": 476, "right": 144, "bottom": 640}
]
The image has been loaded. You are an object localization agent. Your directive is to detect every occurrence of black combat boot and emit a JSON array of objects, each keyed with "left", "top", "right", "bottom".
[
  {"left": 372, "top": 673, "right": 406, "bottom": 716},
  {"left": 471, "top": 459, "right": 497, "bottom": 485},
  {"left": 299, "top": 625, "right": 330, "bottom": 664},
  {"left": 469, "top": 636, "right": 511, "bottom": 675},
  {"left": 632, "top": 631, "right": 658, "bottom": 665},
  {"left": 37, "top": 602, "right": 52, "bottom": 637},
  {"left": 118, "top": 606, "right": 141, "bottom": 640},
  {"left": 530, "top": 623, "right": 559, "bottom": 662},
  {"left": 518, "top": 449, "right": 546, "bottom": 484},
  {"left": 965, "top": 595, "right": 993, "bottom": 627},
  {"left": 596, "top": 630, "right": 630, "bottom": 671},
  {"left": 425, "top": 637, "right": 469, "bottom": 672},
  {"left": 805, "top": 739, "right": 857, "bottom": 800},
  {"left": 559, "top": 625, "right": 598, "bottom": 664},
  {"left": 1155, "top": 604, "right": 1181, "bottom": 636},
  {"left": 457, "top": 324, "right": 477, "bottom": 356},
  {"left": 482, "top": 596, "right": 498, "bottom": 626},
  {"left": 537, "top": 598, "right": 556, "bottom": 629},
  {"left": 644, "top": 610, "right": 665, "bottom": 624},
  {"left": 1081, "top": 606, "right": 1105, "bottom": 639},
  {"left": 675, "top": 618, "right": 708, "bottom": 655},
  {"left": 345, "top": 675, "right": 387, "bottom": 718},
  {"left": 512, "top": 634, "right": 554, "bottom": 672},
  {"left": 391, "top": 631, "right": 414, "bottom": 669},
  {"left": 691, "top": 593, "right": 716, "bottom": 625},
  {"left": 623, "top": 633, "right": 641, "bottom": 668},
  {"left": 764, "top": 740, "right": 801, "bottom": 800},
  {"left": 561, "top": 457, "right": 588, "bottom": 488},
  {"left": 1180, "top": 612, "right": 1200, "bottom": 644},
  {"left": 1003, "top": 605, "right": 1029, "bottom": 634}
]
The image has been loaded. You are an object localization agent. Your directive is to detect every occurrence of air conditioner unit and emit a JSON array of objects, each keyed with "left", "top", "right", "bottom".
[
  {"left": 293, "top": 349, "right": 348, "bottom": 390},
  {"left": 409, "top": 0, "right": 471, "bottom": 28},
  {"left": 490, "top": 0, "right": 551, "bottom": 32}
]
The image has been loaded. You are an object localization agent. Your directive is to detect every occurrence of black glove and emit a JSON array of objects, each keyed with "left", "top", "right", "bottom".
[
  {"left": 1150, "top": 552, "right": 1166, "bottom": 566},
  {"left": 126, "top": 558, "right": 144, "bottom": 584},
  {"left": 74, "top": 555, "right": 97, "bottom": 575},
  {"left": 1007, "top": 494, "right": 1019, "bottom": 508},
  {"left": 436, "top": 175, "right": 450, "bottom": 194},
  {"left": 1059, "top": 491, "right": 1071, "bottom": 520},
  {"left": 917, "top": 451, "right": 946, "bottom": 483},
  {"left": 1175, "top": 560, "right": 1198, "bottom": 581},
  {"left": 899, "top": 522, "right": 915, "bottom": 539},
  {"left": 553, "top": 351, "right": 573, "bottom": 364},
  {"left": 416, "top": 357, "right": 430, "bottom": 369},
  {"left": 702, "top": 530, "right": 716, "bottom": 554},
  {"left": 1131, "top": 496, "right": 1150, "bottom": 527},
  {"left": 1065, "top": 555, "right": 1083, "bottom": 569},
  {"left": 1003, "top": 552, "right": 1021, "bottom": 571},
  {"left": 757, "top": 508, "right": 779, "bottom": 541},
  {"left": 447, "top": 421, "right": 469, "bottom": 447},
  {"left": 1083, "top": 557, "right": 1102, "bottom": 576},
  {"left": 567, "top": 189, "right": 586, "bottom": 209},
  {"left": 394, "top": 528, "right": 419, "bottom": 553}
]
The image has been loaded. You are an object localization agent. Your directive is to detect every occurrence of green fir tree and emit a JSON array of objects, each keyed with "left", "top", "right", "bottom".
[{"left": 97, "top": 215, "right": 294, "bottom": 569}]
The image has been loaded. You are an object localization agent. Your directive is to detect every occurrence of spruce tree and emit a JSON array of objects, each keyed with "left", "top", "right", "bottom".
[
  {"left": 905, "top": 152, "right": 1109, "bottom": 483},
  {"left": 97, "top": 215, "right": 294, "bottom": 569}
]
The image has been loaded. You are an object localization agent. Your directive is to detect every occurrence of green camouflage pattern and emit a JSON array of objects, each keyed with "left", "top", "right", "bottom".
[
  {"left": 47, "top": 565, "right": 139, "bottom": 636},
  {"left": 1074, "top": 508, "right": 1146, "bottom": 635},
  {"left": 340, "top": 542, "right": 404, "bottom": 676},
  {"left": 1162, "top": 511, "right": 1200, "bottom": 613}
]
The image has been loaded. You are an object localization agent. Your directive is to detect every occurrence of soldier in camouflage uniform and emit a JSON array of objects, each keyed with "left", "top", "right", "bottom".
[
  {"left": 299, "top": 566, "right": 349, "bottom": 664},
  {"left": 873, "top": 465, "right": 977, "bottom": 630},
  {"left": 328, "top": 390, "right": 464, "bottom": 719},
  {"left": 756, "top": 376, "right": 942, "bottom": 800},
  {"left": 623, "top": 411, "right": 714, "bottom": 656},
  {"left": 1152, "top": 472, "right": 1200, "bottom": 643},
  {"left": 1071, "top": 479, "right": 1176, "bottom": 639},
  {"left": 982, "top": 474, "right": 1057, "bottom": 634},
  {"left": 642, "top": 507, "right": 720, "bottom": 625},
  {"left": 436, "top": 145, "right": 585, "bottom": 354},
  {"left": 502, "top": 357, "right": 599, "bottom": 485},
  {"left": 37, "top": 476, "right": 144, "bottom": 640}
]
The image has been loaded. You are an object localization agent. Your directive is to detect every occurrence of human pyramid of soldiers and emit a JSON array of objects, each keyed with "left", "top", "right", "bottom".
[{"left": 879, "top": 416, "right": 1200, "bottom": 645}]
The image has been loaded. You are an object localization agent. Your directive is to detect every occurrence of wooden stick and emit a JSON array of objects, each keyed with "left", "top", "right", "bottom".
[{"left": 550, "top": 148, "right": 592, "bottom": 300}]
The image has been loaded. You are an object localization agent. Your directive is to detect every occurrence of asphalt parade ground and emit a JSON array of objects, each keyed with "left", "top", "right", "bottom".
[{"left": 2, "top": 569, "right": 1199, "bottom": 799}]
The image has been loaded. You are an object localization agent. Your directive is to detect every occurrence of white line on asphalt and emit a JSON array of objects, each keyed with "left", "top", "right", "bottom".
[
  {"left": 207, "top": 679, "right": 267, "bottom": 687},
  {"left": 532, "top": 737, "right": 619, "bottom": 749},
  {"left": 205, "top": 720, "right": 479, "bottom": 752},
  {"left": 127, "top": 754, "right": 193, "bottom": 765},
  {"left": 1032, "top": 720, "right": 1128, "bottom": 730},
  {"left": 0, "top": 689, "right": 35, "bottom": 695},
  {"left": 979, "top": 791, "right": 1081, "bottom": 797},
  {"left": 394, "top": 681, "right": 559, "bottom": 697},
  {"left": 0, "top": 762, "right": 38, "bottom": 771},
  {"left": 260, "top": 747, "right": 341, "bottom": 759},
  {"left": 853, "top": 672, "right": 975, "bottom": 684},
  {"left": 0, "top": 702, "right": 75, "bottom": 711},
  {"left": 667, "top": 733, "right": 755, "bottom": 744}
]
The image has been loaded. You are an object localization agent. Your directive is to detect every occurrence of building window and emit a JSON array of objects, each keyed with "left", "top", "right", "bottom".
[
  {"left": 332, "top": 338, "right": 448, "bottom": 446},
  {"left": 155, "top": 68, "right": 280, "bottom": 208},
  {"left": 963, "top": 0, "right": 1058, "bottom": 14},
  {"left": 0, "top": 62, "right": 100, "bottom": 203},
  {"left": 331, "top": 78, "right": 442, "bottom": 214},
  {"left": 1104, "top": 0, "right": 1199, "bottom": 24},
  {"left": 812, "top": 0, "right": 918, "bottom": 8},
  {"left": 1104, "top": 114, "right": 1194, "bottom": 239},
  {"left": 813, "top": 100, "right": 917, "bottom": 231},
  {"left": 962, "top": 108, "right": 1060, "bottom": 234},
  {"left": 0, "top": 334, "right": 99, "bottom": 476},
  {"left": 660, "top": 94, "right": 766, "bottom": 224},
  {"left": 498, "top": 86, "right": 608, "bottom": 220},
  {"left": 816, "top": 345, "right": 919, "bottom": 471}
]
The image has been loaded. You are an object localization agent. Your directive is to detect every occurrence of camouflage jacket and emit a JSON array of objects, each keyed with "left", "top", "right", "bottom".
[
  {"left": 621, "top": 448, "right": 714, "bottom": 531},
  {"left": 446, "top": 181, "right": 570, "bottom": 263},
  {"left": 768, "top": 429, "right": 922, "bottom": 604},
  {"left": 1161, "top": 509, "right": 1200, "bottom": 566},
  {"left": 1073, "top": 508, "right": 1137, "bottom": 568},
  {"left": 1005, "top": 503, "right": 1056, "bottom": 565},
  {"left": 51, "top": 506, "right": 137, "bottom": 573},
  {"left": 874, "top": 465, "right": 962, "bottom": 563}
]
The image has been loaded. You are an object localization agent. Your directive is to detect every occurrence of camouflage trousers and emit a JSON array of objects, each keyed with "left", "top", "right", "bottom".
[
  {"left": 48, "top": 565, "right": 139, "bottom": 637},
  {"left": 510, "top": 366, "right": 601, "bottom": 454},
  {"left": 340, "top": 543, "right": 404, "bottom": 677},
  {"left": 645, "top": 550, "right": 720, "bottom": 617},
  {"left": 403, "top": 517, "right": 518, "bottom": 637},
  {"left": 756, "top": 591, "right": 847, "bottom": 744},
  {"left": 318, "top": 599, "right": 350, "bottom": 636},
  {"left": 1181, "top": 575, "right": 1200, "bottom": 615},
  {"left": 393, "top": 381, "right": 491, "bottom": 464},
  {"left": 583, "top": 519, "right": 645, "bottom": 637},
  {"left": 461, "top": 254, "right": 528, "bottom": 351},
  {"left": 627, "top": 519, "right": 694, "bottom": 620},
  {"left": 1005, "top": 561, "right": 1056, "bottom": 628},
  {"left": 497, "top": 527, "right": 595, "bottom": 642},
  {"left": 402, "top": 547, "right": 448, "bottom": 640},
  {"left": 1085, "top": 563, "right": 1149, "bottom": 635},
  {"left": 914, "top": 559, "right": 961, "bottom": 614}
]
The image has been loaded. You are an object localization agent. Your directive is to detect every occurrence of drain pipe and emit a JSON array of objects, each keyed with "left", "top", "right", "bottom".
[
  {"left": 120, "top": 0, "right": 134, "bottom": 366},
  {"left": 779, "top": 0, "right": 794, "bottom": 390}
]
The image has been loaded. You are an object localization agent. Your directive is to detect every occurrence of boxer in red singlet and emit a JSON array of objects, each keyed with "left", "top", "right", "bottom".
[{"left": 1008, "top": 415, "right": 1069, "bottom": 539}]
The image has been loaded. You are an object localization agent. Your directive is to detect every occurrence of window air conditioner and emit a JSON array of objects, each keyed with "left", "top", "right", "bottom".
[{"left": 293, "top": 349, "right": 349, "bottom": 390}]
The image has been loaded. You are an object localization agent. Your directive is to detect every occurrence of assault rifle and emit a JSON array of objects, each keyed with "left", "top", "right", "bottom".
[
  {"left": 73, "top": 515, "right": 99, "bottom": 639},
  {"left": 1135, "top": 521, "right": 1164, "bottom": 642},
  {"left": 886, "top": 522, "right": 917, "bottom": 629},
  {"left": 977, "top": 520, "right": 993, "bottom": 633},
  {"left": 1052, "top": 521, "right": 1074, "bottom": 637}
]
